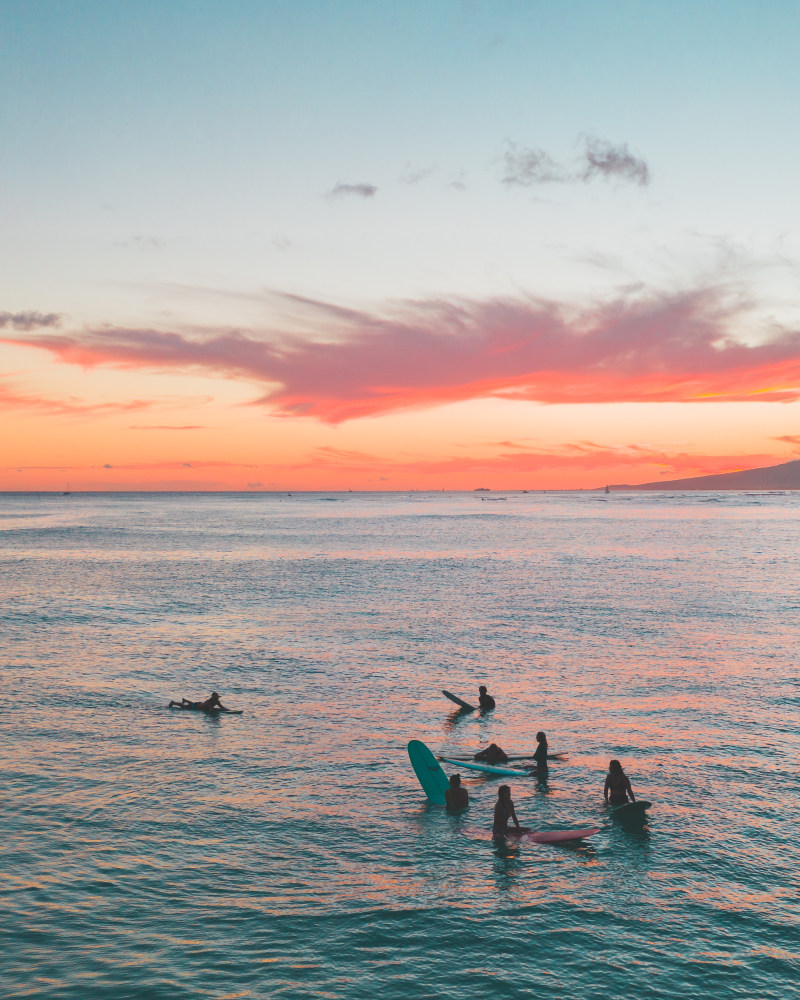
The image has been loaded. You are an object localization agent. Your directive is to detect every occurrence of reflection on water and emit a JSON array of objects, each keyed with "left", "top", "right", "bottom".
[{"left": 1, "top": 491, "right": 799, "bottom": 999}]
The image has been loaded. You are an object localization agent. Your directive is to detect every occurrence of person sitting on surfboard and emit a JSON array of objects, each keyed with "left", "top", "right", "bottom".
[
  {"left": 604, "top": 759, "right": 636, "bottom": 805},
  {"left": 478, "top": 686, "right": 495, "bottom": 711},
  {"left": 169, "top": 692, "right": 230, "bottom": 712},
  {"left": 474, "top": 743, "right": 508, "bottom": 763},
  {"left": 445, "top": 774, "right": 469, "bottom": 810},
  {"left": 492, "top": 785, "right": 529, "bottom": 836}
]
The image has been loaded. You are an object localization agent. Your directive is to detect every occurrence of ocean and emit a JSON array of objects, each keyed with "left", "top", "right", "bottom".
[{"left": 2, "top": 490, "right": 798, "bottom": 999}]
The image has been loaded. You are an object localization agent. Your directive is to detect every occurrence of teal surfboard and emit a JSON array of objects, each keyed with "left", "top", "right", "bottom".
[
  {"left": 439, "top": 757, "right": 529, "bottom": 777},
  {"left": 408, "top": 740, "right": 450, "bottom": 805}
]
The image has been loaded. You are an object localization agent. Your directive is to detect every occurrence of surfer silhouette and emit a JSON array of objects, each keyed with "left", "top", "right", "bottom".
[
  {"left": 445, "top": 774, "right": 469, "bottom": 810},
  {"left": 478, "top": 686, "right": 495, "bottom": 711},
  {"left": 528, "top": 731, "right": 550, "bottom": 773},
  {"left": 169, "top": 692, "right": 230, "bottom": 712},
  {"left": 474, "top": 743, "right": 508, "bottom": 763},
  {"left": 492, "top": 785, "right": 529, "bottom": 836},
  {"left": 604, "top": 759, "right": 636, "bottom": 805}
]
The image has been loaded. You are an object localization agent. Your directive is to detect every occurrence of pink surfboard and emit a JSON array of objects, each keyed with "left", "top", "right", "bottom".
[
  {"left": 503, "top": 827, "right": 600, "bottom": 843},
  {"left": 526, "top": 827, "right": 600, "bottom": 843}
]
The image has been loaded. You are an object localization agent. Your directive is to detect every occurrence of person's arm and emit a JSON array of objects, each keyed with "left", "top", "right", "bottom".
[
  {"left": 509, "top": 802, "right": 521, "bottom": 831},
  {"left": 603, "top": 776, "right": 611, "bottom": 804},
  {"left": 626, "top": 777, "right": 636, "bottom": 802}
]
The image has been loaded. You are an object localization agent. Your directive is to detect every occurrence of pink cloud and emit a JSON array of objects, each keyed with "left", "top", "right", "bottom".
[
  {"left": 6, "top": 286, "right": 800, "bottom": 422},
  {"left": 0, "top": 380, "right": 158, "bottom": 416},
  {"left": 289, "top": 441, "right": 775, "bottom": 480}
]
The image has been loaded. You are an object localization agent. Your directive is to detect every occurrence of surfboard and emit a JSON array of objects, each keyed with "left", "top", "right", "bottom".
[
  {"left": 610, "top": 800, "right": 651, "bottom": 819},
  {"left": 442, "top": 690, "right": 476, "bottom": 711},
  {"left": 502, "top": 827, "right": 600, "bottom": 843},
  {"left": 439, "top": 752, "right": 568, "bottom": 762},
  {"left": 168, "top": 705, "right": 244, "bottom": 715},
  {"left": 438, "top": 757, "right": 530, "bottom": 777},
  {"left": 407, "top": 740, "right": 450, "bottom": 806},
  {"left": 525, "top": 827, "right": 601, "bottom": 843}
]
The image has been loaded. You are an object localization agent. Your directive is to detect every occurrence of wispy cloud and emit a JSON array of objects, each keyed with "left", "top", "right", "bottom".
[
  {"left": 578, "top": 135, "right": 650, "bottom": 185},
  {"left": 501, "top": 144, "right": 568, "bottom": 185},
  {"left": 399, "top": 164, "right": 436, "bottom": 185},
  {"left": 113, "top": 235, "right": 165, "bottom": 250},
  {"left": 127, "top": 424, "right": 205, "bottom": 430},
  {"left": 285, "top": 441, "right": 775, "bottom": 481},
  {"left": 91, "top": 460, "right": 255, "bottom": 472},
  {"left": 326, "top": 182, "right": 378, "bottom": 199},
  {"left": 500, "top": 135, "right": 650, "bottom": 187},
  {"left": 772, "top": 434, "right": 800, "bottom": 448},
  {"left": 0, "top": 379, "right": 158, "bottom": 416},
  {"left": 446, "top": 171, "right": 467, "bottom": 191},
  {"left": 7, "top": 285, "right": 800, "bottom": 423},
  {"left": 0, "top": 311, "right": 61, "bottom": 330}
]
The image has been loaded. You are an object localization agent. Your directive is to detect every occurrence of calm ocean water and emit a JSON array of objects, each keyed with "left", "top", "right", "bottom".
[{"left": 2, "top": 490, "right": 798, "bottom": 999}]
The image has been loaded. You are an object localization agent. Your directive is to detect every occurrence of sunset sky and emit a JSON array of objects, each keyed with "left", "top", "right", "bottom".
[{"left": 3, "top": 0, "right": 800, "bottom": 490}]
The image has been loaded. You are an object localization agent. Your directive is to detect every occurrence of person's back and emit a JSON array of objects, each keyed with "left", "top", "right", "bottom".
[
  {"left": 604, "top": 759, "right": 634, "bottom": 805},
  {"left": 492, "top": 784, "right": 527, "bottom": 836},
  {"left": 492, "top": 796, "right": 511, "bottom": 834},
  {"left": 475, "top": 743, "right": 507, "bottom": 763},
  {"left": 478, "top": 685, "right": 495, "bottom": 711},
  {"left": 445, "top": 774, "right": 469, "bottom": 810}
]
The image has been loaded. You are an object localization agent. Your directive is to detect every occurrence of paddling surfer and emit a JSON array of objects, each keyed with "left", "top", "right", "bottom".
[
  {"left": 445, "top": 774, "right": 469, "bottom": 810},
  {"left": 169, "top": 692, "right": 231, "bottom": 713},
  {"left": 474, "top": 743, "right": 508, "bottom": 763},
  {"left": 492, "top": 785, "right": 529, "bottom": 836},
  {"left": 604, "top": 759, "right": 636, "bottom": 805},
  {"left": 478, "top": 686, "right": 496, "bottom": 711}
]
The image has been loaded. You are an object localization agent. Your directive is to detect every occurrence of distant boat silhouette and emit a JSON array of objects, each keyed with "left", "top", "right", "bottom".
[
  {"left": 605, "top": 484, "right": 610, "bottom": 494},
  {"left": 63, "top": 483, "right": 71, "bottom": 495}
]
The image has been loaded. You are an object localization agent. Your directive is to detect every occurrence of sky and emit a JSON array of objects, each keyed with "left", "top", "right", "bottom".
[{"left": 2, "top": 0, "right": 800, "bottom": 491}]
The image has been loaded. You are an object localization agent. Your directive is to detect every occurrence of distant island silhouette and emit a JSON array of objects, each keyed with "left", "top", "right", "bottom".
[{"left": 608, "top": 458, "right": 800, "bottom": 491}]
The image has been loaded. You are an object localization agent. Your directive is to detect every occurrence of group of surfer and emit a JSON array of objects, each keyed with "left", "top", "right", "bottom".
[
  {"left": 444, "top": 721, "right": 638, "bottom": 836},
  {"left": 174, "top": 687, "right": 639, "bottom": 837},
  {"left": 448, "top": 760, "right": 638, "bottom": 832}
]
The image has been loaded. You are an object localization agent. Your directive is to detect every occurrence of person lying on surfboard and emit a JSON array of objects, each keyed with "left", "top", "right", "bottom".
[
  {"left": 445, "top": 774, "right": 469, "bottom": 810},
  {"left": 478, "top": 686, "right": 495, "bottom": 711},
  {"left": 474, "top": 743, "right": 508, "bottom": 763},
  {"left": 604, "top": 759, "right": 636, "bottom": 805},
  {"left": 492, "top": 785, "right": 529, "bottom": 836},
  {"left": 169, "top": 692, "right": 231, "bottom": 713}
]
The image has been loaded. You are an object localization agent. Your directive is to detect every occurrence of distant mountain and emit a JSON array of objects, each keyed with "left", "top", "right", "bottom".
[{"left": 609, "top": 458, "right": 800, "bottom": 491}]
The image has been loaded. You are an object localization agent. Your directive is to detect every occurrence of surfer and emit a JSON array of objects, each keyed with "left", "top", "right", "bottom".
[
  {"left": 492, "top": 785, "right": 529, "bottom": 836},
  {"left": 445, "top": 774, "right": 469, "bottom": 810},
  {"left": 478, "top": 686, "right": 496, "bottom": 711},
  {"left": 169, "top": 692, "right": 231, "bottom": 712},
  {"left": 604, "top": 759, "right": 636, "bottom": 805},
  {"left": 474, "top": 743, "right": 508, "bottom": 763},
  {"left": 528, "top": 731, "right": 549, "bottom": 773}
]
